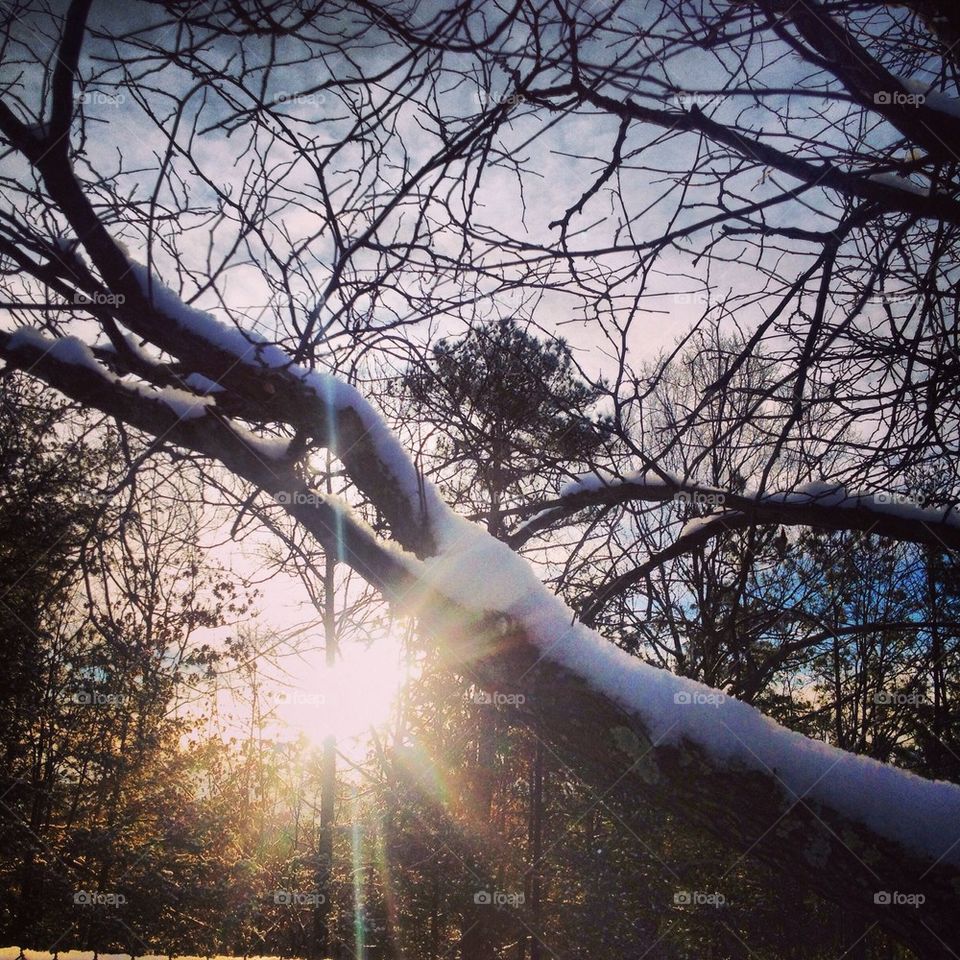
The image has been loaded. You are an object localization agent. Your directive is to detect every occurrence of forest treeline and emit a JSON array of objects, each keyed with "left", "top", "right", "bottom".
[{"left": 2, "top": 321, "right": 956, "bottom": 960}]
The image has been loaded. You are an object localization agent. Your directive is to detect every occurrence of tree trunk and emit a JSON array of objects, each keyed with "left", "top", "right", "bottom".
[
  {"left": 313, "top": 547, "right": 338, "bottom": 960},
  {"left": 460, "top": 701, "right": 497, "bottom": 960},
  {"left": 523, "top": 739, "right": 545, "bottom": 960}
]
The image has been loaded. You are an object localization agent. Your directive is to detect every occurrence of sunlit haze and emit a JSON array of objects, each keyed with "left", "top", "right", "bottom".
[{"left": 268, "top": 630, "right": 410, "bottom": 748}]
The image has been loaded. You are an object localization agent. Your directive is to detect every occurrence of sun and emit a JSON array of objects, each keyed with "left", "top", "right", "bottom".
[{"left": 271, "top": 630, "right": 409, "bottom": 748}]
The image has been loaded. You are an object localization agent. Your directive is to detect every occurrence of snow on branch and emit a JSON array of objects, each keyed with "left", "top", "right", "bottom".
[
  {"left": 422, "top": 506, "right": 960, "bottom": 870},
  {"left": 509, "top": 472, "right": 960, "bottom": 553},
  {"left": 118, "top": 255, "right": 441, "bottom": 555},
  {"left": 3, "top": 328, "right": 287, "bottom": 459},
  {"left": 0, "top": 326, "right": 416, "bottom": 597},
  {"left": 0, "top": 97, "right": 438, "bottom": 555}
]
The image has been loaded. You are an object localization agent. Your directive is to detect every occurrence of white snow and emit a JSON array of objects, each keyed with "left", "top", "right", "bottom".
[
  {"left": 146, "top": 385, "right": 214, "bottom": 420},
  {"left": 921, "top": 89, "right": 960, "bottom": 119},
  {"left": 422, "top": 509, "right": 960, "bottom": 866},
  {"left": 678, "top": 515, "right": 721, "bottom": 538},
  {"left": 777, "top": 479, "right": 849, "bottom": 506},
  {"left": 115, "top": 332, "right": 156, "bottom": 366},
  {"left": 512, "top": 468, "right": 677, "bottom": 539},
  {"left": 867, "top": 172, "right": 929, "bottom": 197},
  {"left": 129, "top": 261, "right": 293, "bottom": 369},
  {"left": 509, "top": 504, "right": 567, "bottom": 541},
  {"left": 623, "top": 468, "right": 679, "bottom": 487},
  {"left": 232, "top": 423, "right": 291, "bottom": 461},
  {"left": 299, "top": 372, "right": 434, "bottom": 507},
  {"left": 8, "top": 326, "right": 54, "bottom": 352},
  {"left": 537, "top": 473, "right": 960, "bottom": 533},
  {"left": 560, "top": 468, "right": 616, "bottom": 496},
  {"left": 766, "top": 482, "right": 960, "bottom": 527},
  {"left": 52, "top": 236, "right": 80, "bottom": 254},
  {"left": 184, "top": 372, "right": 225, "bottom": 394},
  {"left": 560, "top": 467, "right": 680, "bottom": 497},
  {"left": 9, "top": 329, "right": 213, "bottom": 422},
  {"left": 126, "top": 256, "right": 431, "bottom": 507},
  {"left": 9, "top": 328, "right": 102, "bottom": 371},
  {"left": 5, "top": 329, "right": 296, "bottom": 466}
]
